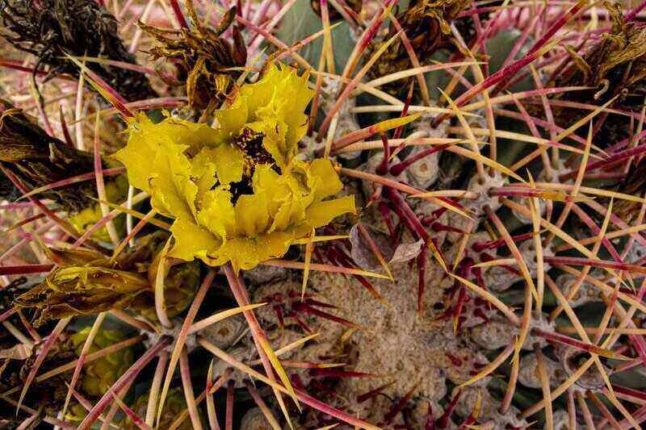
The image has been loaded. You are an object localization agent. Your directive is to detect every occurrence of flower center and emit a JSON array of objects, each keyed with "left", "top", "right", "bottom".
[
  {"left": 233, "top": 127, "right": 275, "bottom": 168},
  {"left": 229, "top": 177, "right": 254, "bottom": 204},
  {"left": 228, "top": 127, "right": 279, "bottom": 204}
]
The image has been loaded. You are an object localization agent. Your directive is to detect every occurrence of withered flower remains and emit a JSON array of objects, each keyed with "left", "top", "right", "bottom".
[
  {"left": 554, "top": 2, "right": 646, "bottom": 145},
  {"left": 141, "top": 3, "right": 246, "bottom": 110},
  {"left": 370, "top": 0, "right": 471, "bottom": 81},
  {"left": 0, "top": 100, "right": 96, "bottom": 211},
  {"left": 0, "top": 0, "right": 156, "bottom": 100}
]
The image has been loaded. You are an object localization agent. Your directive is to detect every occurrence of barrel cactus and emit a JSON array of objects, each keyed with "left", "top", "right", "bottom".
[{"left": 0, "top": 0, "right": 644, "bottom": 429}]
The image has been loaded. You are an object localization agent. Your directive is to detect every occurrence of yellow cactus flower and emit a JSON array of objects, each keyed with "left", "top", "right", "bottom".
[{"left": 115, "top": 63, "right": 355, "bottom": 271}]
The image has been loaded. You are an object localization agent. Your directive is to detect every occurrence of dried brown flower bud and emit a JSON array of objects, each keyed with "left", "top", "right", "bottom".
[{"left": 15, "top": 232, "right": 200, "bottom": 326}]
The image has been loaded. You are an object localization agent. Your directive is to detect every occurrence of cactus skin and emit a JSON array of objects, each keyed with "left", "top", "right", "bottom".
[
  {"left": 122, "top": 388, "right": 193, "bottom": 430},
  {"left": 69, "top": 327, "right": 134, "bottom": 397},
  {"left": 0, "top": 1, "right": 645, "bottom": 429}
]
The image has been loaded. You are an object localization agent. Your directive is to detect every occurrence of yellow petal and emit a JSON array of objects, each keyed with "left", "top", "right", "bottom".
[
  {"left": 214, "top": 94, "right": 249, "bottom": 141},
  {"left": 197, "top": 187, "right": 236, "bottom": 239},
  {"left": 244, "top": 65, "right": 312, "bottom": 141},
  {"left": 270, "top": 197, "right": 306, "bottom": 233},
  {"left": 305, "top": 195, "right": 356, "bottom": 228},
  {"left": 241, "top": 65, "right": 288, "bottom": 118},
  {"left": 308, "top": 158, "right": 343, "bottom": 200},
  {"left": 210, "top": 145, "right": 245, "bottom": 185},
  {"left": 235, "top": 191, "right": 271, "bottom": 236},
  {"left": 210, "top": 231, "right": 296, "bottom": 271},
  {"left": 155, "top": 114, "right": 220, "bottom": 147},
  {"left": 149, "top": 142, "right": 197, "bottom": 220},
  {"left": 225, "top": 64, "right": 314, "bottom": 165},
  {"left": 115, "top": 113, "right": 219, "bottom": 194},
  {"left": 169, "top": 218, "right": 220, "bottom": 262},
  {"left": 190, "top": 147, "right": 219, "bottom": 201},
  {"left": 248, "top": 118, "right": 290, "bottom": 169},
  {"left": 253, "top": 165, "right": 292, "bottom": 214},
  {"left": 113, "top": 114, "right": 159, "bottom": 193}
]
